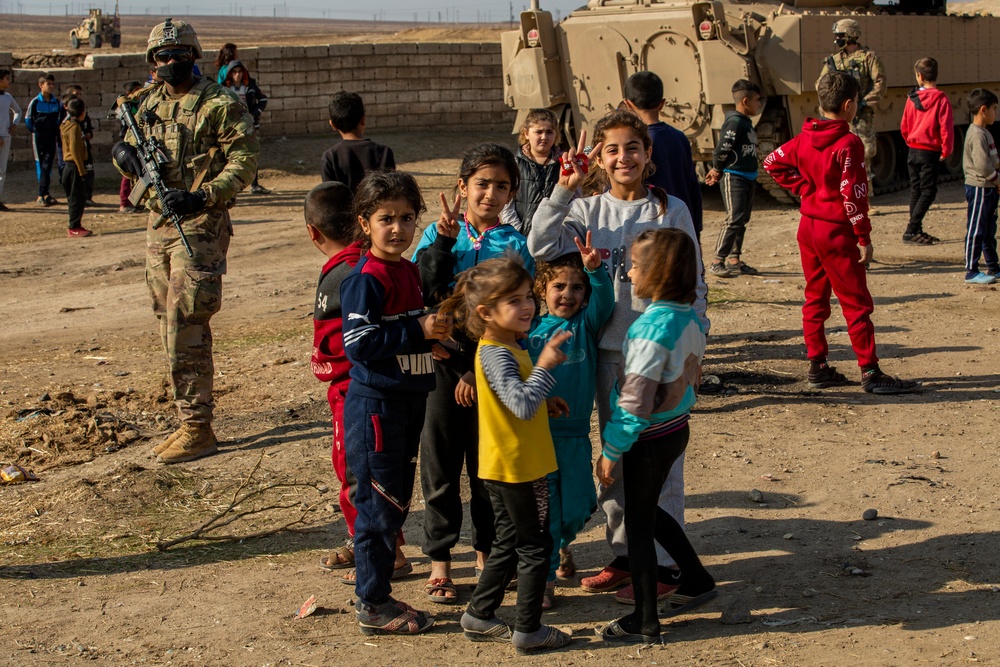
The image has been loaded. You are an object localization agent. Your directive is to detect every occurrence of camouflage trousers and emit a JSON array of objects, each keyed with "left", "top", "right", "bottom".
[
  {"left": 145, "top": 207, "right": 232, "bottom": 424},
  {"left": 852, "top": 110, "right": 877, "bottom": 188}
]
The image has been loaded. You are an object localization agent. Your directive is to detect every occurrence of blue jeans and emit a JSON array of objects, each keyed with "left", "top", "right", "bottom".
[
  {"left": 965, "top": 185, "right": 999, "bottom": 276},
  {"left": 344, "top": 387, "right": 425, "bottom": 605}
]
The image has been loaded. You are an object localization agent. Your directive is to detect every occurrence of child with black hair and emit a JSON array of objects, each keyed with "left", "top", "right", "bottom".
[
  {"left": 623, "top": 71, "right": 703, "bottom": 242},
  {"left": 341, "top": 170, "right": 453, "bottom": 635},
  {"left": 307, "top": 180, "right": 413, "bottom": 581},
  {"left": 764, "top": 71, "right": 920, "bottom": 394},
  {"left": 412, "top": 142, "right": 533, "bottom": 605},
  {"left": 961, "top": 88, "right": 1000, "bottom": 285},
  {"left": 900, "top": 57, "right": 954, "bottom": 245},
  {"left": 706, "top": 79, "right": 763, "bottom": 277},
  {"left": 63, "top": 84, "right": 95, "bottom": 205},
  {"left": 25, "top": 73, "right": 63, "bottom": 207},
  {"left": 321, "top": 91, "right": 395, "bottom": 193},
  {"left": 528, "top": 233, "right": 614, "bottom": 609},
  {"left": 60, "top": 97, "right": 91, "bottom": 237}
]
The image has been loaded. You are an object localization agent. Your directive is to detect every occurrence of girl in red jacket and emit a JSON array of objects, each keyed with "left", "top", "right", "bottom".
[{"left": 764, "top": 71, "right": 920, "bottom": 395}]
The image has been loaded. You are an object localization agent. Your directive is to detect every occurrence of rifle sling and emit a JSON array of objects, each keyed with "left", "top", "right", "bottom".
[{"left": 190, "top": 146, "right": 219, "bottom": 192}]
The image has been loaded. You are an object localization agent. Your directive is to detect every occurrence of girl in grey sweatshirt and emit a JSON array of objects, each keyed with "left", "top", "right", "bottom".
[{"left": 527, "top": 109, "right": 708, "bottom": 596}]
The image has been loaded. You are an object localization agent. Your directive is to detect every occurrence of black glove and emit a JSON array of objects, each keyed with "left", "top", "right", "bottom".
[
  {"left": 112, "top": 141, "right": 143, "bottom": 177},
  {"left": 162, "top": 188, "right": 207, "bottom": 216}
]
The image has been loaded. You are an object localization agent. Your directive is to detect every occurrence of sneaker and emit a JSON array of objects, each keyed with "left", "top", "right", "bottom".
[
  {"left": 861, "top": 367, "right": 921, "bottom": 395},
  {"left": 0, "top": 202, "right": 9, "bottom": 211},
  {"left": 356, "top": 598, "right": 434, "bottom": 636},
  {"left": 922, "top": 232, "right": 941, "bottom": 243},
  {"left": 965, "top": 272, "right": 997, "bottom": 285},
  {"left": 250, "top": 184, "right": 270, "bottom": 195},
  {"left": 709, "top": 262, "right": 736, "bottom": 278},
  {"left": 67, "top": 227, "right": 93, "bottom": 237},
  {"left": 157, "top": 423, "right": 219, "bottom": 463},
  {"left": 85, "top": 199, "right": 98, "bottom": 207},
  {"left": 807, "top": 362, "right": 850, "bottom": 389},
  {"left": 512, "top": 625, "right": 572, "bottom": 655},
  {"left": 613, "top": 580, "right": 680, "bottom": 605},
  {"left": 581, "top": 565, "right": 631, "bottom": 593},
  {"left": 44, "top": 195, "right": 58, "bottom": 206},
  {"left": 902, "top": 232, "right": 934, "bottom": 245},
  {"left": 727, "top": 260, "right": 760, "bottom": 275}
]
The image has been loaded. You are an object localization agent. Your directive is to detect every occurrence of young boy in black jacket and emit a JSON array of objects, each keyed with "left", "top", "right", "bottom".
[{"left": 706, "top": 80, "right": 763, "bottom": 277}]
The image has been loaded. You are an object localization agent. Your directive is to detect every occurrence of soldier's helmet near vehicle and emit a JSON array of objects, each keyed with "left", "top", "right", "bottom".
[
  {"left": 145, "top": 18, "right": 203, "bottom": 63},
  {"left": 832, "top": 18, "right": 861, "bottom": 46}
]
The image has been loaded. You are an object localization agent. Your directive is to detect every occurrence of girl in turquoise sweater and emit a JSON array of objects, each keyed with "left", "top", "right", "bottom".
[
  {"left": 596, "top": 228, "right": 716, "bottom": 644},
  {"left": 527, "top": 231, "right": 614, "bottom": 608}
]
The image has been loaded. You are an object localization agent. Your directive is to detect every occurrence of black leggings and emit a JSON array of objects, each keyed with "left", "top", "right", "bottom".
[{"left": 622, "top": 425, "right": 713, "bottom": 635}]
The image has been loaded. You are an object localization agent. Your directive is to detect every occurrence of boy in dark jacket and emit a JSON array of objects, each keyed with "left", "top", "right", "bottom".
[
  {"left": 623, "top": 71, "right": 704, "bottom": 242},
  {"left": 764, "top": 71, "right": 920, "bottom": 395},
  {"left": 900, "top": 57, "right": 954, "bottom": 245},
  {"left": 25, "top": 73, "right": 63, "bottom": 206},
  {"left": 321, "top": 91, "right": 395, "bottom": 193},
  {"left": 706, "top": 80, "right": 762, "bottom": 277}
]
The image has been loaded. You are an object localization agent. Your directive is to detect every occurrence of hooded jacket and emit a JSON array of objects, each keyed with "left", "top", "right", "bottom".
[
  {"left": 311, "top": 241, "right": 365, "bottom": 388},
  {"left": 900, "top": 87, "right": 954, "bottom": 158},
  {"left": 763, "top": 117, "right": 872, "bottom": 245}
]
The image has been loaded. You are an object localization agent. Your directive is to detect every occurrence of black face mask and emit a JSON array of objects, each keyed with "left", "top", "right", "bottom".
[
  {"left": 157, "top": 60, "right": 195, "bottom": 86},
  {"left": 834, "top": 37, "right": 847, "bottom": 48}
]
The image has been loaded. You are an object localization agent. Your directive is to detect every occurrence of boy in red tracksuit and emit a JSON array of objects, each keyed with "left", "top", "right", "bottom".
[
  {"left": 900, "top": 57, "right": 955, "bottom": 245},
  {"left": 306, "top": 181, "right": 410, "bottom": 577},
  {"left": 764, "top": 71, "right": 920, "bottom": 395}
]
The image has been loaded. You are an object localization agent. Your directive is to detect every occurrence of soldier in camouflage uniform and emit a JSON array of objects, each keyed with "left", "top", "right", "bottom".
[
  {"left": 113, "top": 18, "right": 259, "bottom": 464},
  {"left": 818, "top": 18, "right": 887, "bottom": 188}
]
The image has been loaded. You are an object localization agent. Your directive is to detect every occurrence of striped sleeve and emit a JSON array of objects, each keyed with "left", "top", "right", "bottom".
[{"left": 480, "top": 345, "right": 555, "bottom": 421}]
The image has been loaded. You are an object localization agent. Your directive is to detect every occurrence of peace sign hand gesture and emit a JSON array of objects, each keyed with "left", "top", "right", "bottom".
[
  {"left": 558, "top": 130, "right": 603, "bottom": 191},
  {"left": 574, "top": 231, "right": 601, "bottom": 271},
  {"left": 437, "top": 192, "right": 461, "bottom": 239}
]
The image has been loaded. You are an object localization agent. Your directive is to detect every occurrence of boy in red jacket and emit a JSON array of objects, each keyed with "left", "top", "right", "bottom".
[
  {"left": 307, "top": 181, "right": 411, "bottom": 577},
  {"left": 900, "top": 57, "right": 954, "bottom": 245},
  {"left": 764, "top": 71, "right": 920, "bottom": 394}
]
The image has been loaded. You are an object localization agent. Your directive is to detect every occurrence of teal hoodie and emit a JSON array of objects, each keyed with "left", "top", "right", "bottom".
[{"left": 527, "top": 265, "right": 614, "bottom": 437}]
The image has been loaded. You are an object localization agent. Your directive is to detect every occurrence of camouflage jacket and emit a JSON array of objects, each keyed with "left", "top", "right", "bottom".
[
  {"left": 126, "top": 77, "right": 259, "bottom": 209},
  {"left": 818, "top": 46, "right": 887, "bottom": 112}
]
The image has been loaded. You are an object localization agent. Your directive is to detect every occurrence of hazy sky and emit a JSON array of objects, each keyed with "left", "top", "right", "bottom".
[
  {"left": 35, "top": 0, "right": 589, "bottom": 22},
  {"left": 16, "top": 0, "right": 979, "bottom": 22}
]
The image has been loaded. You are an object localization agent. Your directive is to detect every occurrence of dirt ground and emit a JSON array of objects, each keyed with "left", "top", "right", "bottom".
[{"left": 2, "top": 123, "right": 1000, "bottom": 666}]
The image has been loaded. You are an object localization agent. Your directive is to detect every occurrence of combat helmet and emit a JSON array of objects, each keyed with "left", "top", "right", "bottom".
[
  {"left": 145, "top": 18, "right": 203, "bottom": 63},
  {"left": 832, "top": 18, "right": 861, "bottom": 40}
]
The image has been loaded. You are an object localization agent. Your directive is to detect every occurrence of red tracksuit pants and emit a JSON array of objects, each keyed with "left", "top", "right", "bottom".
[{"left": 796, "top": 215, "right": 878, "bottom": 368}]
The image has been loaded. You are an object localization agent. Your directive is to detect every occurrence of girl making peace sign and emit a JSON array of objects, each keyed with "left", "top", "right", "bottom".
[{"left": 412, "top": 143, "right": 534, "bottom": 604}]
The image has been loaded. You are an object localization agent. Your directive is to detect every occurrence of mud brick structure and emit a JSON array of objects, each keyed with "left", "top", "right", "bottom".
[{"left": 0, "top": 42, "right": 513, "bottom": 170}]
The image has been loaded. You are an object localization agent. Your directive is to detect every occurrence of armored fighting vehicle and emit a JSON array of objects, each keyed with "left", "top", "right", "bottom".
[
  {"left": 501, "top": 0, "right": 1000, "bottom": 199},
  {"left": 70, "top": 5, "right": 122, "bottom": 49}
]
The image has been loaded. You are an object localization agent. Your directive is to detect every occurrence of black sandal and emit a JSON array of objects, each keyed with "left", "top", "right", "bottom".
[
  {"left": 861, "top": 368, "right": 922, "bottom": 395},
  {"left": 807, "top": 363, "right": 850, "bottom": 389}
]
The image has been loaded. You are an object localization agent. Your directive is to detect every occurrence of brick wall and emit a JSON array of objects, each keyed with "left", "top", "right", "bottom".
[{"left": 1, "top": 42, "right": 514, "bottom": 170}]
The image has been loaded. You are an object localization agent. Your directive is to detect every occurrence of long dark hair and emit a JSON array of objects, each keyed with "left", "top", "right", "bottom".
[
  {"left": 457, "top": 142, "right": 520, "bottom": 198},
  {"left": 214, "top": 43, "right": 238, "bottom": 68}
]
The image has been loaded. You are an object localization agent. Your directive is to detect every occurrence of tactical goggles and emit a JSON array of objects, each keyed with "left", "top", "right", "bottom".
[
  {"left": 834, "top": 33, "right": 848, "bottom": 39},
  {"left": 153, "top": 48, "right": 193, "bottom": 64}
]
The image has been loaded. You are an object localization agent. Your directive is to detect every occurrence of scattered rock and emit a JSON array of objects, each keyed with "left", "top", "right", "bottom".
[
  {"left": 801, "top": 589, "right": 814, "bottom": 598},
  {"left": 720, "top": 596, "right": 753, "bottom": 624},
  {"left": 39, "top": 393, "right": 51, "bottom": 402},
  {"left": 931, "top": 450, "right": 942, "bottom": 459},
  {"left": 749, "top": 489, "right": 765, "bottom": 503},
  {"left": 316, "top": 484, "right": 329, "bottom": 494},
  {"left": 862, "top": 508, "right": 878, "bottom": 521},
  {"left": 783, "top": 533, "right": 794, "bottom": 540}
]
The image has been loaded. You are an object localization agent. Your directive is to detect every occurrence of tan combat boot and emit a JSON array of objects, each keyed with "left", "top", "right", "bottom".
[
  {"left": 150, "top": 427, "right": 183, "bottom": 456},
  {"left": 157, "top": 423, "right": 219, "bottom": 464}
]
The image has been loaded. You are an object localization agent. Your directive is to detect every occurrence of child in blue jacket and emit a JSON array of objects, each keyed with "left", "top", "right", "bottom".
[{"left": 527, "top": 231, "right": 614, "bottom": 608}]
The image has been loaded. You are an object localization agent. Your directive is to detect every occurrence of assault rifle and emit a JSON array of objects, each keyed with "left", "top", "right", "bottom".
[{"left": 115, "top": 103, "right": 193, "bottom": 257}]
